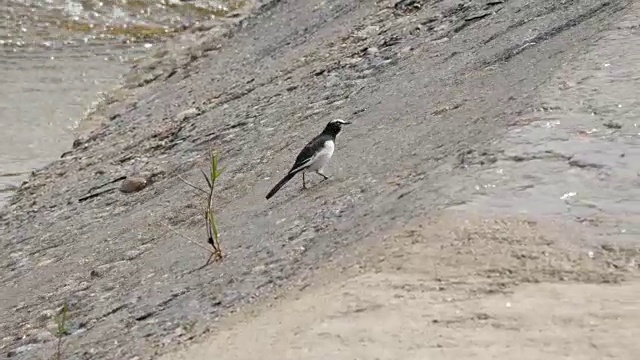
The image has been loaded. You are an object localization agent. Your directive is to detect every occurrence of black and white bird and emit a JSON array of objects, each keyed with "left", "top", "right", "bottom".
[{"left": 265, "top": 119, "right": 351, "bottom": 200}]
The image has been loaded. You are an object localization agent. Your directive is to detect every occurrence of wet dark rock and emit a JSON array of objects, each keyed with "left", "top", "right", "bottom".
[
  {"left": 603, "top": 120, "right": 623, "bottom": 129},
  {"left": 394, "top": 0, "right": 422, "bottom": 14},
  {"left": 72, "top": 138, "right": 84, "bottom": 149},
  {"left": 465, "top": 11, "right": 493, "bottom": 22},
  {"left": 568, "top": 158, "right": 606, "bottom": 169}
]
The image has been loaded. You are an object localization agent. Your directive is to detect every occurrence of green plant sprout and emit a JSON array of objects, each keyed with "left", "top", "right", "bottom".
[
  {"left": 164, "top": 148, "right": 224, "bottom": 267},
  {"left": 53, "top": 303, "right": 70, "bottom": 360}
]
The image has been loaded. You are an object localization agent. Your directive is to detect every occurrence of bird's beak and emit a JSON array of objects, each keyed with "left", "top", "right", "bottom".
[{"left": 343, "top": 121, "right": 352, "bottom": 125}]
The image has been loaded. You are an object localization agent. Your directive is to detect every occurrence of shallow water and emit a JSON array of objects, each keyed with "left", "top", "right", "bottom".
[
  {"left": 0, "top": 45, "right": 133, "bottom": 205},
  {"left": 0, "top": 0, "right": 238, "bottom": 207}
]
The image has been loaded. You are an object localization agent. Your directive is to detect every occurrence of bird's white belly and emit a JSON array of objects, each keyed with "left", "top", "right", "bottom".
[{"left": 307, "top": 140, "right": 334, "bottom": 172}]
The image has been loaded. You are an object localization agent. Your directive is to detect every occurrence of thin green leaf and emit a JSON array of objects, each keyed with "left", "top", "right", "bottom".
[
  {"left": 210, "top": 152, "right": 218, "bottom": 187},
  {"left": 204, "top": 210, "right": 212, "bottom": 239},
  {"left": 177, "top": 175, "right": 208, "bottom": 195},
  {"left": 200, "top": 168, "right": 212, "bottom": 189},
  {"left": 56, "top": 303, "right": 69, "bottom": 336},
  {"left": 208, "top": 211, "right": 219, "bottom": 241}
]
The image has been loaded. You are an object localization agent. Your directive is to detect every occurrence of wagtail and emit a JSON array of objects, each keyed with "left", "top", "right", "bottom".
[{"left": 266, "top": 119, "right": 351, "bottom": 199}]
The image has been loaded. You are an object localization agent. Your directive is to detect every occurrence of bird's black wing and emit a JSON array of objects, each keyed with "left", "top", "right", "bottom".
[{"left": 288, "top": 133, "right": 331, "bottom": 174}]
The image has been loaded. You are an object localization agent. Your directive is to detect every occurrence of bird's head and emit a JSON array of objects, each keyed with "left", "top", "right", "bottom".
[{"left": 323, "top": 119, "right": 351, "bottom": 136}]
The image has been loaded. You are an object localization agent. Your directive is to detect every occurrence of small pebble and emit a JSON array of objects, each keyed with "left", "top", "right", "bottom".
[
  {"left": 125, "top": 249, "right": 143, "bottom": 260},
  {"left": 175, "top": 107, "right": 200, "bottom": 122},
  {"left": 33, "top": 330, "right": 55, "bottom": 343},
  {"left": 119, "top": 177, "right": 148, "bottom": 193},
  {"left": 36, "top": 309, "right": 56, "bottom": 324}
]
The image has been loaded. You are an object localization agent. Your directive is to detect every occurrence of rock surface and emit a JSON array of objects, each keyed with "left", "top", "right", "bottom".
[{"left": 1, "top": 0, "right": 639, "bottom": 359}]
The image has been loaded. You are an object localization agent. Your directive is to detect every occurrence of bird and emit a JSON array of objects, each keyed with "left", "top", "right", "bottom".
[{"left": 266, "top": 119, "right": 351, "bottom": 200}]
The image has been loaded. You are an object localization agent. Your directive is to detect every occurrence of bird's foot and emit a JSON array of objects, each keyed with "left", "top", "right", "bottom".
[{"left": 317, "top": 172, "right": 330, "bottom": 181}]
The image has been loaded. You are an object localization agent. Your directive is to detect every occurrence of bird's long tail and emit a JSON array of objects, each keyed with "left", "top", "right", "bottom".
[{"left": 265, "top": 171, "right": 297, "bottom": 199}]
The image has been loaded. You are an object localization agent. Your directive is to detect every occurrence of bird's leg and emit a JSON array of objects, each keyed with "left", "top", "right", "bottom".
[
  {"left": 302, "top": 173, "right": 307, "bottom": 189},
  {"left": 316, "top": 170, "right": 329, "bottom": 181}
]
